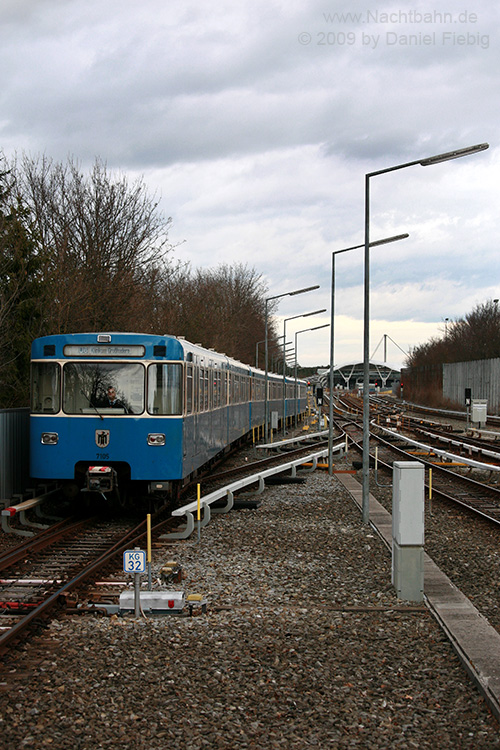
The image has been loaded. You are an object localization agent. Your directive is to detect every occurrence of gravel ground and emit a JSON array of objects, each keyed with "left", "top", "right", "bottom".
[{"left": 1, "top": 463, "right": 500, "bottom": 749}]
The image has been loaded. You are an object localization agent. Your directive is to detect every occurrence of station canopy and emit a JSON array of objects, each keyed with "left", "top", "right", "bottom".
[{"left": 318, "top": 360, "right": 401, "bottom": 389}]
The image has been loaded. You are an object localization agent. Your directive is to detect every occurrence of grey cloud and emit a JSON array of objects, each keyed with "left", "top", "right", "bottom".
[{"left": 0, "top": 0, "right": 497, "bottom": 366}]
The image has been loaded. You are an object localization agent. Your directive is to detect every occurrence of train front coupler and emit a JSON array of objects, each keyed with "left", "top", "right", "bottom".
[{"left": 85, "top": 465, "right": 118, "bottom": 494}]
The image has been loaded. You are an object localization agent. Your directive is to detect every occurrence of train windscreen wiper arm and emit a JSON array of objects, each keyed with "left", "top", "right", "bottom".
[{"left": 80, "top": 389, "right": 104, "bottom": 420}]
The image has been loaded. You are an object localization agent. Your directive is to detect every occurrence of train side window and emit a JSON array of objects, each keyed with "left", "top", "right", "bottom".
[
  {"left": 194, "top": 365, "right": 199, "bottom": 412},
  {"left": 216, "top": 370, "right": 221, "bottom": 409},
  {"left": 198, "top": 368, "right": 204, "bottom": 412},
  {"left": 210, "top": 369, "right": 214, "bottom": 409},
  {"left": 186, "top": 364, "right": 193, "bottom": 414},
  {"left": 214, "top": 370, "right": 222, "bottom": 409},
  {"left": 31, "top": 362, "right": 60, "bottom": 413},
  {"left": 147, "top": 364, "right": 182, "bottom": 415}
]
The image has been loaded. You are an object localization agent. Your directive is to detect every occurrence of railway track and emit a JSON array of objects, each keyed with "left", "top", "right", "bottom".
[
  {"left": 0, "top": 431, "right": 330, "bottom": 658},
  {"left": 336, "top": 417, "right": 500, "bottom": 526},
  {"left": 402, "top": 399, "right": 500, "bottom": 429},
  {"left": 0, "top": 516, "right": 94, "bottom": 571},
  {"left": 0, "top": 515, "right": 158, "bottom": 656},
  {"left": 7, "top": 405, "right": 498, "bottom": 663},
  {"left": 402, "top": 421, "right": 500, "bottom": 465},
  {"left": 200, "top": 434, "right": 329, "bottom": 484}
]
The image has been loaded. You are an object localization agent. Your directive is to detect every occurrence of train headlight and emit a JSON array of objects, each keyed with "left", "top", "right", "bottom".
[
  {"left": 41, "top": 432, "right": 59, "bottom": 445},
  {"left": 148, "top": 433, "right": 166, "bottom": 446}
]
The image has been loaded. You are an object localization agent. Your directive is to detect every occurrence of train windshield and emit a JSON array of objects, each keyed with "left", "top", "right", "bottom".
[
  {"left": 62, "top": 362, "right": 145, "bottom": 415},
  {"left": 31, "top": 362, "right": 61, "bottom": 413}
]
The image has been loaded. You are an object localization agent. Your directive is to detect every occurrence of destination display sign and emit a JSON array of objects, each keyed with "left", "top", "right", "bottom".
[{"left": 63, "top": 344, "right": 145, "bottom": 357}]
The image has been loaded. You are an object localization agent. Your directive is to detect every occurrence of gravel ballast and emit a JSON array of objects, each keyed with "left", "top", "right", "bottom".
[{"left": 1, "top": 468, "right": 500, "bottom": 749}]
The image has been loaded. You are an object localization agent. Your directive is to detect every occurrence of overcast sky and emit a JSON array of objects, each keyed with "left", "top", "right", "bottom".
[{"left": 1, "top": 0, "right": 498, "bottom": 370}]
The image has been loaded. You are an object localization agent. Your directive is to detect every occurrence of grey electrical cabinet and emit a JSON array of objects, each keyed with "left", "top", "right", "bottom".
[
  {"left": 392, "top": 461, "right": 425, "bottom": 602},
  {"left": 472, "top": 399, "right": 487, "bottom": 426},
  {"left": 392, "top": 461, "right": 424, "bottom": 546}
]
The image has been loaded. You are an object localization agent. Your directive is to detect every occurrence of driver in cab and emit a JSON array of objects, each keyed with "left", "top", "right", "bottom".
[{"left": 103, "top": 386, "right": 128, "bottom": 412}]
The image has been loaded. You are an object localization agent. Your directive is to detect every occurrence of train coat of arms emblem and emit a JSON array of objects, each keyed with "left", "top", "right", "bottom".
[{"left": 95, "top": 429, "right": 110, "bottom": 448}]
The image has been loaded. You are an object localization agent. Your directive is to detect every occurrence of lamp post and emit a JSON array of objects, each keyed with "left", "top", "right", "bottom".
[
  {"left": 255, "top": 340, "right": 264, "bottom": 368},
  {"left": 295, "top": 324, "right": 330, "bottom": 427},
  {"left": 265, "top": 285, "right": 320, "bottom": 440},
  {"left": 362, "top": 142, "right": 489, "bottom": 523},
  {"left": 282, "top": 309, "right": 326, "bottom": 434},
  {"left": 328, "top": 234, "right": 409, "bottom": 476}
]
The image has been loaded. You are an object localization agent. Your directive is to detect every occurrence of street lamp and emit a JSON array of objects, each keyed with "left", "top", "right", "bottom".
[
  {"left": 295, "top": 324, "right": 330, "bottom": 427},
  {"left": 328, "top": 234, "right": 409, "bottom": 475},
  {"left": 279, "top": 343, "right": 295, "bottom": 365},
  {"left": 257, "top": 335, "right": 289, "bottom": 368},
  {"left": 265, "top": 285, "right": 320, "bottom": 440},
  {"left": 362, "top": 142, "right": 489, "bottom": 523},
  {"left": 283, "top": 309, "right": 326, "bottom": 434}
]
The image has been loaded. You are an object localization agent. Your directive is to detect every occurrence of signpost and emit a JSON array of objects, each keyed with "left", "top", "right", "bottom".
[
  {"left": 120, "top": 542, "right": 189, "bottom": 616},
  {"left": 465, "top": 388, "right": 471, "bottom": 430},
  {"left": 124, "top": 548, "right": 146, "bottom": 617}
]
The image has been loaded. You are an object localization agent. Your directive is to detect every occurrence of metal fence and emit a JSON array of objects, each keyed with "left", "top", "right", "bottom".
[
  {"left": 443, "top": 359, "right": 500, "bottom": 415},
  {"left": 0, "top": 408, "right": 30, "bottom": 502}
]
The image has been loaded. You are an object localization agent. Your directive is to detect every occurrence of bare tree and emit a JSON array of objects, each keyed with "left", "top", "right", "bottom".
[
  {"left": 155, "top": 263, "right": 274, "bottom": 364},
  {"left": 406, "top": 299, "right": 500, "bottom": 368},
  {"left": 14, "top": 154, "right": 175, "bottom": 333},
  {"left": 1, "top": 153, "right": 284, "bottom": 405}
]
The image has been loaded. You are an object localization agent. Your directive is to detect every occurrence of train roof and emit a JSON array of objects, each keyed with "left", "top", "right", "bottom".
[
  {"left": 31, "top": 333, "right": 307, "bottom": 384},
  {"left": 31, "top": 332, "right": 185, "bottom": 360}
]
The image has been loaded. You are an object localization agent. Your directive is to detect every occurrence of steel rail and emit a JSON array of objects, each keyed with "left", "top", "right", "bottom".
[
  {"left": 0, "top": 517, "right": 96, "bottom": 572},
  {"left": 339, "top": 418, "right": 500, "bottom": 527},
  {"left": 0, "top": 517, "right": 151, "bottom": 654}
]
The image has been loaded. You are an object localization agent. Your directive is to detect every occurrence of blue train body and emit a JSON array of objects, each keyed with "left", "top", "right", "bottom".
[{"left": 30, "top": 332, "right": 308, "bottom": 503}]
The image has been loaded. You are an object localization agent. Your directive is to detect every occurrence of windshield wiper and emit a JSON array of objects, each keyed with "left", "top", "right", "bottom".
[{"left": 80, "top": 389, "right": 104, "bottom": 420}]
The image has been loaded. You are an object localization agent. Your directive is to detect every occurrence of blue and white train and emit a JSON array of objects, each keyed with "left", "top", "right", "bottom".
[{"left": 30, "top": 332, "right": 308, "bottom": 506}]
